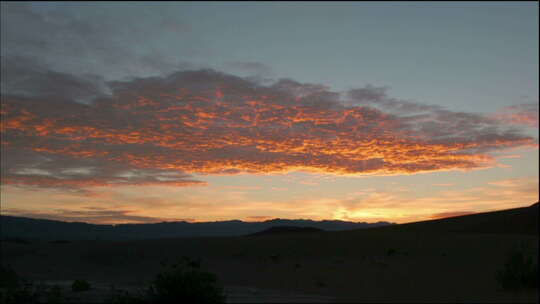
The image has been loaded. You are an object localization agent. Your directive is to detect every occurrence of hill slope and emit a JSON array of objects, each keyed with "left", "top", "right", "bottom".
[{"left": 369, "top": 202, "right": 538, "bottom": 235}]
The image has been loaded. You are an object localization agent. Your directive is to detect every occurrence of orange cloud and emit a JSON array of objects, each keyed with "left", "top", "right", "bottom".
[
  {"left": 1, "top": 70, "right": 537, "bottom": 190},
  {"left": 2, "top": 174, "right": 537, "bottom": 225}
]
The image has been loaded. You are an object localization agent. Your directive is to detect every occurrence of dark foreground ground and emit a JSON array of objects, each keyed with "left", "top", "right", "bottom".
[
  {"left": 2, "top": 229, "right": 538, "bottom": 303},
  {"left": 2, "top": 203, "right": 538, "bottom": 303}
]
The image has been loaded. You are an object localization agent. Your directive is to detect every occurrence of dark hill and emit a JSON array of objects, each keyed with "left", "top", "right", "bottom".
[
  {"left": 369, "top": 202, "right": 539, "bottom": 235},
  {"left": 0, "top": 216, "right": 392, "bottom": 240},
  {"left": 248, "top": 226, "right": 324, "bottom": 236}
]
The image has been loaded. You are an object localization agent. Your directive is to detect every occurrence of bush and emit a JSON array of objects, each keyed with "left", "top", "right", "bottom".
[
  {"left": 497, "top": 250, "right": 538, "bottom": 291},
  {"left": 147, "top": 257, "right": 226, "bottom": 304},
  {"left": 71, "top": 279, "right": 90, "bottom": 292}
]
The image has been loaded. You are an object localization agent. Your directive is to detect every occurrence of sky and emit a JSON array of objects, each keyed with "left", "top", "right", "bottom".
[{"left": 1, "top": 2, "right": 538, "bottom": 225}]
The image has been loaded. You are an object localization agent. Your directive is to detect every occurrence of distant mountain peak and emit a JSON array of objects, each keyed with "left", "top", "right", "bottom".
[{"left": 0, "top": 215, "right": 392, "bottom": 240}]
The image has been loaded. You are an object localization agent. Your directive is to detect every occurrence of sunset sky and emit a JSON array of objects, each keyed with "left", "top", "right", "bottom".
[{"left": 1, "top": 2, "right": 538, "bottom": 225}]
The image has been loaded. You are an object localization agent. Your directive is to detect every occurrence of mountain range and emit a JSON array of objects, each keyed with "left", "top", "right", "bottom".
[{"left": 0, "top": 216, "right": 393, "bottom": 240}]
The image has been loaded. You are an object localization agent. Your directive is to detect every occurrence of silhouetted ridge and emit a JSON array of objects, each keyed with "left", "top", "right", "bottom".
[
  {"left": 248, "top": 226, "right": 324, "bottom": 236},
  {"left": 0, "top": 216, "right": 392, "bottom": 240},
  {"left": 367, "top": 202, "right": 538, "bottom": 235}
]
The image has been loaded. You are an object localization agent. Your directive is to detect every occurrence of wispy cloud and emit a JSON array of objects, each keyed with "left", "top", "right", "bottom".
[
  {"left": 325, "top": 177, "right": 538, "bottom": 223},
  {"left": 487, "top": 177, "right": 534, "bottom": 188},
  {"left": 3, "top": 207, "right": 193, "bottom": 225},
  {"left": 3, "top": 176, "right": 537, "bottom": 224},
  {"left": 491, "top": 103, "right": 539, "bottom": 128},
  {"left": 0, "top": 3, "right": 196, "bottom": 79}
]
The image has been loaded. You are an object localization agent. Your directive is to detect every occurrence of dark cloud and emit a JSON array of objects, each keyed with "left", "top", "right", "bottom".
[
  {"left": 224, "top": 61, "right": 275, "bottom": 84},
  {"left": 1, "top": 56, "right": 109, "bottom": 104},
  {"left": 1, "top": 2, "right": 197, "bottom": 79},
  {"left": 1, "top": 66, "right": 537, "bottom": 192},
  {"left": 3, "top": 207, "right": 188, "bottom": 224},
  {"left": 347, "top": 85, "right": 443, "bottom": 113},
  {"left": 1, "top": 146, "right": 205, "bottom": 192}
]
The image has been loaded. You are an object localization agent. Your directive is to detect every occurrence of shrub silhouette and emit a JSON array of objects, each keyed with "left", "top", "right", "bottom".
[
  {"left": 147, "top": 257, "right": 226, "bottom": 303},
  {"left": 497, "top": 250, "right": 538, "bottom": 291},
  {"left": 71, "top": 279, "right": 90, "bottom": 292}
]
